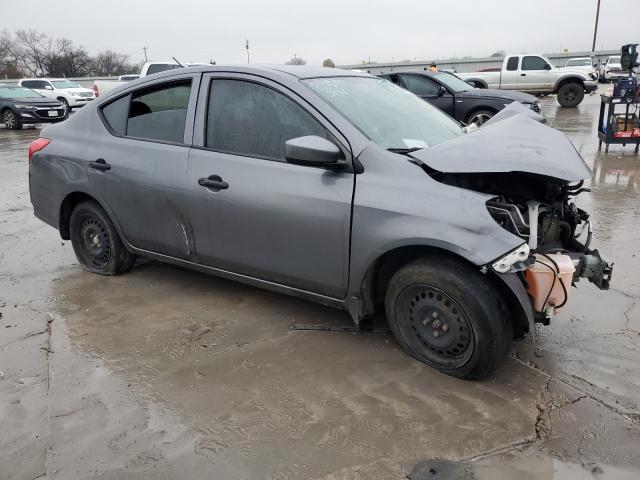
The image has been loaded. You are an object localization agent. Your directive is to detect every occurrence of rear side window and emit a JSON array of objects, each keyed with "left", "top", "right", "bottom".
[
  {"left": 522, "top": 56, "right": 549, "bottom": 71},
  {"left": 506, "top": 57, "right": 519, "bottom": 71},
  {"left": 205, "top": 79, "right": 327, "bottom": 161},
  {"left": 400, "top": 75, "right": 439, "bottom": 96},
  {"left": 101, "top": 95, "right": 129, "bottom": 135},
  {"left": 126, "top": 82, "right": 191, "bottom": 143},
  {"left": 22, "top": 80, "right": 50, "bottom": 89},
  {"left": 146, "top": 64, "right": 182, "bottom": 75}
]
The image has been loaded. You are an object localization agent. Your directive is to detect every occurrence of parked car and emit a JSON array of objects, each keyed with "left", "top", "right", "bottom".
[
  {"left": 0, "top": 84, "right": 67, "bottom": 130},
  {"left": 29, "top": 66, "right": 612, "bottom": 380},
  {"left": 379, "top": 71, "right": 540, "bottom": 126},
  {"left": 18, "top": 78, "right": 94, "bottom": 109},
  {"left": 93, "top": 61, "right": 209, "bottom": 97},
  {"left": 562, "top": 57, "right": 599, "bottom": 79},
  {"left": 459, "top": 54, "right": 598, "bottom": 107},
  {"left": 599, "top": 55, "right": 637, "bottom": 82}
]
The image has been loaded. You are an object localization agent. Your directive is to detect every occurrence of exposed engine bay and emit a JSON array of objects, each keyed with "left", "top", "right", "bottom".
[{"left": 435, "top": 171, "right": 614, "bottom": 319}]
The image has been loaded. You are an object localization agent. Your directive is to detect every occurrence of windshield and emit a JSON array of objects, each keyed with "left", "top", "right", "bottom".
[
  {"left": 567, "top": 59, "right": 591, "bottom": 66},
  {"left": 0, "top": 87, "right": 43, "bottom": 99},
  {"left": 303, "top": 77, "right": 462, "bottom": 150},
  {"left": 608, "top": 56, "right": 621, "bottom": 64},
  {"left": 51, "top": 80, "right": 82, "bottom": 89},
  {"left": 431, "top": 72, "right": 473, "bottom": 93}
]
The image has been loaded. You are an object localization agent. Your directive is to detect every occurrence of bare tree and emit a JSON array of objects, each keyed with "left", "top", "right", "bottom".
[
  {"left": 91, "top": 50, "right": 137, "bottom": 76},
  {"left": 44, "top": 38, "right": 93, "bottom": 77},
  {"left": 322, "top": 58, "right": 335, "bottom": 68},
  {"left": 13, "top": 29, "right": 50, "bottom": 76},
  {"left": 285, "top": 54, "right": 306, "bottom": 65}
]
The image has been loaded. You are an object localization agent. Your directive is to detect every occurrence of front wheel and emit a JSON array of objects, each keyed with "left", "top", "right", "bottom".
[
  {"left": 69, "top": 200, "right": 134, "bottom": 275},
  {"left": 385, "top": 257, "right": 512, "bottom": 380},
  {"left": 2, "top": 110, "right": 22, "bottom": 130},
  {"left": 557, "top": 82, "right": 584, "bottom": 107}
]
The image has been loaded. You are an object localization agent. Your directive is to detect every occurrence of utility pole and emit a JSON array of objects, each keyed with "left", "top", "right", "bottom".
[
  {"left": 245, "top": 39, "right": 250, "bottom": 64},
  {"left": 591, "top": 0, "right": 601, "bottom": 52},
  {"left": 142, "top": 46, "right": 148, "bottom": 63}
]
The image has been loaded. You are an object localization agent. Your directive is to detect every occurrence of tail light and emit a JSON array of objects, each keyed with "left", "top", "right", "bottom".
[
  {"left": 28, "top": 138, "right": 51, "bottom": 163},
  {"left": 93, "top": 84, "right": 99, "bottom": 97}
]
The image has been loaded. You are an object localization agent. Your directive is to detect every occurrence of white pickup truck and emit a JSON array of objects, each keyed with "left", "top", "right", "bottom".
[
  {"left": 459, "top": 54, "right": 598, "bottom": 107},
  {"left": 92, "top": 61, "right": 209, "bottom": 98}
]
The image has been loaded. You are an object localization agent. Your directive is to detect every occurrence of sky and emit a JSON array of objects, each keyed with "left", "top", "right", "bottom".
[{"left": 2, "top": 0, "right": 636, "bottom": 66}]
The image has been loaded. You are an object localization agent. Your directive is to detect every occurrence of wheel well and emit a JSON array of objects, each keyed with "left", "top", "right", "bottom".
[
  {"left": 57, "top": 96, "right": 67, "bottom": 102},
  {"left": 554, "top": 77, "right": 585, "bottom": 93},
  {"left": 469, "top": 79, "right": 487, "bottom": 89},
  {"left": 59, "top": 192, "right": 95, "bottom": 239},
  {"left": 362, "top": 245, "right": 529, "bottom": 338}
]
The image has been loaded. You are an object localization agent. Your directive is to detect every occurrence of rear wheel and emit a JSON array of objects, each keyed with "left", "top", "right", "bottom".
[
  {"left": 385, "top": 256, "right": 513, "bottom": 380},
  {"left": 557, "top": 82, "right": 584, "bottom": 107},
  {"left": 2, "top": 110, "right": 22, "bottom": 130},
  {"left": 465, "top": 110, "right": 494, "bottom": 127},
  {"left": 69, "top": 200, "right": 134, "bottom": 275}
]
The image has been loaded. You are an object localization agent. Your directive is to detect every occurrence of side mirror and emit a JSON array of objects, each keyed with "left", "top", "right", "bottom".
[
  {"left": 285, "top": 136, "right": 343, "bottom": 167},
  {"left": 44, "top": 85, "right": 53, "bottom": 90},
  {"left": 544, "top": 63, "right": 552, "bottom": 70},
  {"left": 437, "top": 85, "right": 447, "bottom": 96}
]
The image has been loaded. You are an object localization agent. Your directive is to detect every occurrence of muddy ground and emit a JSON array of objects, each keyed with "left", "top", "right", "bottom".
[{"left": 1, "top": 89, "right": 639, "bottom": 479}]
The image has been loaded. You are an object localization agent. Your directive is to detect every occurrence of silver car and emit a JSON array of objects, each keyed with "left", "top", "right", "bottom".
[{"left": 28, "top": 66, "right": 612, "bottom": 380}]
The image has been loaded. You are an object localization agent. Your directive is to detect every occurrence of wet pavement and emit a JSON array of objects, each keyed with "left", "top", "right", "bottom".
[{"left": 1, "top": 89, "right": 639, "bottom": 479}]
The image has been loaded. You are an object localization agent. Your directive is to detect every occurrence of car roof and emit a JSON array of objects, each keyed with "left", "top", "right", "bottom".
[{"left": 143, "top": 64, "right": 372, "bottom": 81}]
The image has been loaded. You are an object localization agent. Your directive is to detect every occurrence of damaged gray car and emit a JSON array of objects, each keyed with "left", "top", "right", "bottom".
[{"left": 28, "top": 66, "right": 613, "bottom": 380}]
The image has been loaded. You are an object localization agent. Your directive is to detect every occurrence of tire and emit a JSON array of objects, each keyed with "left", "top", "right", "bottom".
[
  {"left": 69, "top": 200, "right": 134, "bottom": 275},
  {"left": 384, "top": 256, "right": 513, "bottom": 380},
  {"left": 557, "top": 82, "right": 584, "bottom": 108},
  {"left": 2, "top": 109, "right": 22, "bottom": 130},
  {"left": 465, "top": 110, "right": 494, "bottom": 127},
  {"left": 58, "top": 97, "right": 70, "bottom": 110}
]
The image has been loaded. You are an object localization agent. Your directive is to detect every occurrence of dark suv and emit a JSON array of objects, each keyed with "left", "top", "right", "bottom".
[
  {"left": 379, "top": 71, "right": 541, "bottom": 126},
  {"left": 0, "top": 85, "right": 68, "bottom": 129}
]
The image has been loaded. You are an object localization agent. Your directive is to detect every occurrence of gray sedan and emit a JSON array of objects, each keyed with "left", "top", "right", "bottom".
[{"left": 28, "top": 65, "right": 611, "bottom": 379}]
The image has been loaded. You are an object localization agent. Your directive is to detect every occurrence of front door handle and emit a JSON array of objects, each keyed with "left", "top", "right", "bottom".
[
  {"left": 198, "top": 175, "right": 229, "bottom": 191},
  {"left": 520, "top": 73, "right": 527, "bottom": 76},
  {"left": 89, "top": 158, "right": 111, "bottom": 171}
]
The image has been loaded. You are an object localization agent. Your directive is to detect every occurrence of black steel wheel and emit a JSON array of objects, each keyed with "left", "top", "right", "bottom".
[
  {"left": 2, "top": 109, "right": 22, "bottom": 130},
  {"left": 69, "top": 200, "right": 134, "bottom": 275},
  {"left": 397, "top": 285, "right": 474, "bottom": 369},
  {"left": 557, "top": 82, "right": 584, "bottom": 108},
  {"left": 385, "top": 256, "right": 513, "bottom": 380}
]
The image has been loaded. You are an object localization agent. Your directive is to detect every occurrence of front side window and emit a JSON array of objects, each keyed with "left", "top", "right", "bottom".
[
  {"left": 51, "top": 80, "right": 81, "bottom": 89},
  {"left": 506, "top": 57, "right": 519, "bottom": 71},
  {"left": 206, "top": 79, "right": 327, "bottom": 161},
  {"left": 304, "top": 76, "right": 461, "bottom": 151},
  {"left": 126, "top": 81, "right": 191, "bottom": 143},
  {"left": 522, "top": 56, "right": 550, "bottom": 71},
  {"left": 400, "top": 75, "right": 440, "bottom": 96}
]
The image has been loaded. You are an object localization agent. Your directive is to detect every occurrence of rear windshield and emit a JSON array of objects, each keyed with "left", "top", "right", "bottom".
[{"left": 0, "top": 87, "right": 43, "bottom": 99}]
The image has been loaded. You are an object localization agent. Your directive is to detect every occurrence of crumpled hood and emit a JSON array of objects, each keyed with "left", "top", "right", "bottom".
[{"left": 410, "top": 113, "right": 592, "bottom": 182}]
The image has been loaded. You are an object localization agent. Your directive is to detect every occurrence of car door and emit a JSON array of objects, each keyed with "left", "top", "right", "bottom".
[
  {"left": 187, "top": 74, "right": 355, "bottom": 298},
  {"left": 87, "top": 74, "right": 200, "bottom": 258},
  {"left": 519, "top": 55, "right": 553, "bottom": 92},
  {"left": 399, "top": 74, "right": 455, "bottom": 117},
  {"left": 500, "top": 56, "right": 521, "bottom": 89}
]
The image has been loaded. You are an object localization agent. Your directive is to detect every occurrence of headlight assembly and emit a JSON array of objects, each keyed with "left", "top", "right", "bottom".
[
  {"left": 14, "top": 104, "right": 35, "bottom": 110},
  {"left": 491, "top": 243, "right": 530, "bottom": 273}
]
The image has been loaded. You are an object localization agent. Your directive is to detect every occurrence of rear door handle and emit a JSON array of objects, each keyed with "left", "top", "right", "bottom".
[
  {"left": 520, "top": 73, "right": 527, "bottom": 76},
  {"left": 89, "top": 158, "right": 111, "bottom": 171},
  {"left": 198, "top": 175, "right": 229, "bottom": 191}
]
